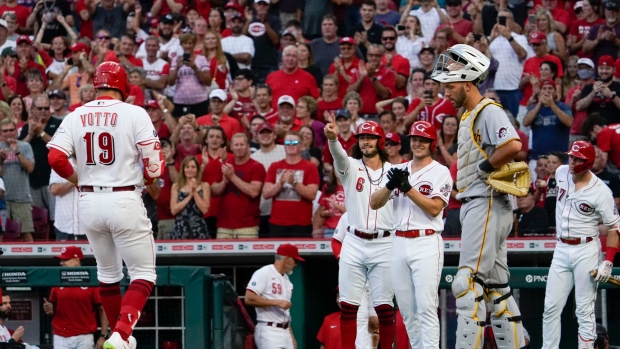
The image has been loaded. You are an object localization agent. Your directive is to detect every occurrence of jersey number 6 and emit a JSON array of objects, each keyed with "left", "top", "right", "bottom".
[{"left": 84, "top": 131, "right": 116, "bottom": 165}]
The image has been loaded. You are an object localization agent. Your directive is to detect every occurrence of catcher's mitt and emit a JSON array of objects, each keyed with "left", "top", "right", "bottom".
[{"left": 485, "top": 161, "right": 531, "bottom": 197}]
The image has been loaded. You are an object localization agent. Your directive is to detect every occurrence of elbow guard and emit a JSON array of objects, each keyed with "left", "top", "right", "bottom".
[
  {"left": 48, "top": 148, "right": 75, "bottom": 180},
  {"left": 138, "top": 140, "right": 164, "bottom": 180}
]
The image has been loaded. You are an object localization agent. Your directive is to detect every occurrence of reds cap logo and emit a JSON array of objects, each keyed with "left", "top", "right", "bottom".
[
  {"left": 248, "top": 23, "right": 266, "bottom": 37},
  {"left": 497, "top": 126, "right": 511, "bottom": 140},
  {"left": 571, "top": 143, "right": 582, "bottom": 152},
  {"left": 418, "top": 182, "right": 433, "bottom": 196},
  {"left": 575, "top": 200, "right": 595, "bottom": 216},
  {"left": 416, "top": 123, "right": 428, "bottom": 132}
]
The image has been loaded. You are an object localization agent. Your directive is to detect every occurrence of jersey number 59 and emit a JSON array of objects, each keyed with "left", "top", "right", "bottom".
[
  {"left": 271, "top": 283, "right": 282, "bottom": 295},
  {"left": 84, "top": 132, "right": 115, "bottom": 165}
]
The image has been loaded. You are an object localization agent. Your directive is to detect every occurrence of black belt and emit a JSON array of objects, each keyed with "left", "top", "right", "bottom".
[
  {"left": 265, "top": 322, "right": 289, "bottom": 329},
  {"left": 461, "top": 196, "right": 485, "bottom": 203},
  {"left": 353, "top": 229, "right": 391, "bottom": 240},
  {"left": 79, "top": 186, "right": 136, "bottom": 192}
]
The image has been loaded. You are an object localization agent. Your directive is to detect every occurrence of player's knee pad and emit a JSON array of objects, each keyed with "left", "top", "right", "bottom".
[
  {"left": 453, "top": 268, "right": 487, "bottom": 349},
  {"left": 340, "top": 302, "right": 359, "bottom": 322},
  {"left": 488, "top": 286, "right": 525, "bottom": 349}
]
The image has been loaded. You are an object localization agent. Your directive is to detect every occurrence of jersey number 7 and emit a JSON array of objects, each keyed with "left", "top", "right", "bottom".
[{"left": 84, "top": 132, "right": 115, "bottom": 165}]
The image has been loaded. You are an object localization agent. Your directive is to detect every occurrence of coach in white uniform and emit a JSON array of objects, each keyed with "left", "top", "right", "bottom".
[
  {"left": 245, "top": 244, "right": 304, "bottom": 349},
  {"left": 542, "top": 141, "right": 620, "bottom": 349}
]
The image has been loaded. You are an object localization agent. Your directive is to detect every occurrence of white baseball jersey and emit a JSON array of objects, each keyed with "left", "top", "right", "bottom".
[
  {"left": 247, "top": 264, "right": 293, "bottom": 323},
  {"left": 391, "top": 160, "right": 452, "bottom": 231},
  {"left": 555, "top": 165, "right": 620, "bottom": 238},
  {"left": 333, "top": 212, "right": 348, "bottom": 242},
  {"left": 0, "top": 324, "right": 10, "bottom": 342},
  {"left": 339, "top": 157, "right": 393, "bottom": 232},
  {"left": 47, "top": 98, "right": 160, "bottom": 187}
]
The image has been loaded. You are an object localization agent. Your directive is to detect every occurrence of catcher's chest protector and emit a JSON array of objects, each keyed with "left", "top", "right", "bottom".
[{"left": 456, "top": 100, "right": 502, "bottom": 192}]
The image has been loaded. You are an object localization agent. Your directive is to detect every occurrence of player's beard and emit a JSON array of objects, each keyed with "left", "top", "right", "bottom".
[
  {"left": 450, "top": 84, "right": 467, "bottom": 109},
  {"left": 0, "top": 309, "right": 9, "bottom": 319},
  {"left": 361, "top": 145, "right": 378, "bottom": 158}
]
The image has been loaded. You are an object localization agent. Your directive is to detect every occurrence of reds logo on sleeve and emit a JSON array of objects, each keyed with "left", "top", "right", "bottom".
[{"left": 417, "top": 182, "right": 433, "bottom": 196}]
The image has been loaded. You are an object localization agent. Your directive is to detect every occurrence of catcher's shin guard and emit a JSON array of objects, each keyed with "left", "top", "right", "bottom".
[
  {"left": 488, "top": 285, "right": 525, "bottom": 349},
  {"left": 453, "top": 267, "right": 487, "bottom": 349}
]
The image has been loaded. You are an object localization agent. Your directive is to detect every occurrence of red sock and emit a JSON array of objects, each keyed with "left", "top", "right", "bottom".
[
  {"left": 340, "top": 302, "right": 359, "bottom": 349},
  {"left": 114, "top": 279, "right": 154, "bottom": 341},
  {"left": 375, "top": 304, "right": 395, "bottom": 349},
  {"left": 99, "top": 282, "right": 122, "bottom": 330}
]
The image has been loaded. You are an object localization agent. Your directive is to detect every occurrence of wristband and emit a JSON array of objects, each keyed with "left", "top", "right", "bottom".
[
  {"left": 605, "top": 246, "right": 617, "bottom": 263},
  {"left": 508, "top": 36, "right": 514, "bottom": 42},
  {"left": 478, "top": 159, "right": 495, "bottom": 173},
  {"left": 39, "top": 131, "right": 46, "bottom": 138},
  {"left": 15, "top": 151, "right": 20, "bottom": 156},
  {"left": 100, "top": 333, "right": 110, "bottom": 339},
  {"left": 166, "top": 162, "right": 175, "bottom": 167}
]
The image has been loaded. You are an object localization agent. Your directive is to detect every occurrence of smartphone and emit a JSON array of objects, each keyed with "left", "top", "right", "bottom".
[
  {"left": 66, "top": 57, "right": 73, "bottom": 65},
  {"left": 473, "top": 33, "right": 482, "bottom": 41},
  {"left": 498, "top": 16, "right": 507, "bottom": 26},
  {"left": 424, "top": 90, "right": 432, "bottom": 98},
  {"left": 397, "top": 24, "right": 406, "bottom": 31},
  {"left": 108, "top": 43, "right": 115, "bottom": 50},
  {"left": 528, "top": 14, "right": 536, "bottom": 24},
  {"left": 183, "top": 52, "right": 191, "bottom": 62},
  {"left": 182, "top": 107, "right": 188, "bottom": 114}
]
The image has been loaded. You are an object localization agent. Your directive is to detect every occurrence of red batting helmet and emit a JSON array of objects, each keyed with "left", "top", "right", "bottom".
[
  {"left": 566, "top": 141, "right": 595, "bottom": 173},
  {"left": 94, "top": 61, "right": 130, "bottom": 100},
  {"left": 409, "top": 121, "right": 437, "bottom": 152},
  {"left": 355, "top": 121, "right": 385, "bottom": 149}
]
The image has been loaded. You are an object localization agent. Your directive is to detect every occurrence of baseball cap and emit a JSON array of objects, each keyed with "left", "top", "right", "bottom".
[
  {"left": 256, "top": 0, "right": 270, "bottom": 3},
  {"left": 599, "top": 55, "right": 615, "bottom": 67},
  {"left": 335, "top": 108, "right": 351, "bottom": 119},
  {"left": 282, "top": 29, "right": 295, "bottom": 38},
  {"left": 446, "top": 0, "right": 461, "bottom": 6},
  {"left": 230, "top": 13, "right": 245, "bottom": 21},
  {"left": 150, "top": 18, "right": 159, "bottom": 27},
  {"left": 339, "top": 37, "right": 355, "bottom": 45},
  {"left": 258, "top": 122, "right": 274, "bottom": 133},
  {"left": 419, "top": 47, "right": 435, "bottom": 56},
  {"left": 277, "top": 95, "right": 295, "bottom": 107},
  {"left": 144, "top": 100, "right": 159, "bottom": 108},
  {"left": 540, "top": 78, "right": 556, "bottom": 89},
  {"left": 209, "top": 89, "right": 228, "bottom": 101},
  {"left": 577, "top": 57, "right": 595, "bottom": 69},
  {"left": 605, "top": 0, "right": 620, "bottom": 10},
  {"left": 529, "top": 31, "right": 546, "bottom": 44},
  {"left": 16, "top": 35, "right": 31, "bottom": 45},
  {"left": 224, "top": 1, "right": 243, "bottom": 12},
  {"left": 385, "top": 132, "right": 401, "bottom": 144},
  {"left": 160, "top": 13, "right": 175, "bottom": 25},
  {"left": 55, "top": 246, "right": 84, "bottom": 260},
  {"left": 70, "top": 42, "right": 90, "bottom": 55},
  {"left": 574, "top": 0, "right": 584, "bottom": 10},
  {"left": 48, "top": 89, "right": 66, "bottom": 99},
  {"left": 0, "top": 19, "right": 7, "bottom": 29},
  {"left": 276, "top": 243, "right": 305, "bottom": 261},
  {"left": 1, "top": 47, "right": 16, "bottom": 57}
]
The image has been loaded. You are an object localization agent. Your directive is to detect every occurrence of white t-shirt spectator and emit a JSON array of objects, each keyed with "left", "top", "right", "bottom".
[
  {"left": 489, "top": 33, "right": 534, "bottom": 91},
  {"left": 409, "top": 7, "right": 446, "bottom": 43},
  {"left": 136, "top": 37, "right": 183, "bottom": 61},
  {"left": 142, "top": 57, "right": 170, "bottom": 81},
  {"left": 221, "top": 35, "right": 255, "bottom": 70},
  {"left": 396, "top": 35, "right": 426, "bottom": 69}
]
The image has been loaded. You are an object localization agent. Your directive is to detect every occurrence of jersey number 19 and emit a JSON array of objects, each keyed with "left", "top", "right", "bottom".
[{"left": 84, "top": 131, "right": 116, "bottom": 165}]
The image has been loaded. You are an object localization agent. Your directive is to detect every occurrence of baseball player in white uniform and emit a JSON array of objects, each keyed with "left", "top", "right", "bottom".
[
  {"left": 324, "top": 119, "right": 395, "bottom": 349},
  {"left": 542, "top": 141, "right": 620, "bottom": 349},
  {"left": 332, "top": 212, "right": 379, "bottom": 349},
  {"left": 245, "top": 244, "right": 303, "bottom": 349},
  {"left": 370, "top": 121, "right": 452, "bottom": 349},
  {"left": 432, "top": 44, "right": 526, "bottom": 348},
  {"left": 47, "top": 61, "right": 164, "bottom": 349}
]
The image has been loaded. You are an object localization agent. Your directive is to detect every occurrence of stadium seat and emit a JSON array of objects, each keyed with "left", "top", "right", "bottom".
[
  {"left": 31, "top": 206, "right": 50, "bottom": 241},
  {"left": 4, "top": 218, "right": 22, "bottom": 242}
]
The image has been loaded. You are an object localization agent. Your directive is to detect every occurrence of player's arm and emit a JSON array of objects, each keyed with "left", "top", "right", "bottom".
[
  {"left": 369, "top": 186, "right": 391, "bottom": 210},
  {"left": 293, "top": 182, "right": 318, "bottom": 201},
  {"left": 137, "top": 139, "right": 164, "bottom": 182},
  {"left": 48, "top": 148, "right": 77, "bottom": 184},
  {"left": 98, "top": 305, "right": 109, "bottom": 339},
  {"left": 244, "top": 289, "right": 288, "bottom": 308},
  {"left": 403, "top": 192, "right": 445, "bottom": 217},
  {"left": 485, "top": 140, "right": 521, "bottom": 168}
]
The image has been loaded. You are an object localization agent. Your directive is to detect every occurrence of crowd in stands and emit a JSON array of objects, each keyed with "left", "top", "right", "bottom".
[{"left": 0, "top": 0, "right": 618, "bottom": 243}]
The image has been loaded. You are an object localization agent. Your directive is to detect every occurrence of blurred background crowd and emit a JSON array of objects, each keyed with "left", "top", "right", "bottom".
[{"left": 0, "top": 0, "right": 617, "bottom": 242}]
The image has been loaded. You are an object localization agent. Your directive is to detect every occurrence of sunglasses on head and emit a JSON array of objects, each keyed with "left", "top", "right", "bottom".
[{"left": 284, "top": 140, "right": 299, "bottom": 146}]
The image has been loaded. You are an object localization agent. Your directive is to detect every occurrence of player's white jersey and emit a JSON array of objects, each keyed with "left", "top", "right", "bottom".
[
  {"left": 333, "top": 212, "right": 348, "bottom": 242},
  {"left": 555, "top": 165, "right": 620, "bottom": 238},
  {"left": 47, "top": 98, "right": 159, "bottom": 187},
  {"left": 336, "top": 157, "right": 394, "bottom": 232},
  {"left": 246, "top": 264, "right": 293, "bottom": 323},
  {"left": 392, "top": 160, "right": 452, "bottom": 231},
  {"left": 0, "top": 324, "right": 10, "bottom": 342}
]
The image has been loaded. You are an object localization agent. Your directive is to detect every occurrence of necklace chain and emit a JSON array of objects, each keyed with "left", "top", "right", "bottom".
[{"left": 362, "top": 158, "right": 384, "bottom": 185}]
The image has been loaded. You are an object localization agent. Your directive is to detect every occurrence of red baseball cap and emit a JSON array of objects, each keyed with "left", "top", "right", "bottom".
[
  {"left": 529, "top": 31, "right": 546, "bottom": 44},
  {"left": 540, "top": 78, "right": 556, "bottom": 89},
  {"left": 598, "top": 55, "right": 615, "bottom": 67},
  {"left": 385, "top": 132, "right": 401, "bottom": 144},
  {"left": 258, "top": 122, "right": 274, "bottom": 133},
  {"left": 16, "top": 35, "right": 31, "bottom": 45},
  {"left": 224, "top": 1, "right": 243, "bottom": 13},
  {"left": 144, "top": 100, "right": 159, "bottom": 108},
  {"left": 70, "top": 42, "right": 90, "bottom": 55},
  {"left": 276, "top": 244, "right": 305, "bottom": 261},
  {"left": 614, "top": 58, "right": 620, "bottom": 78},
  {"left": 55, "top": 246, "right": 84, "bottom": 260},
  {"left": 340, "top": 37, "right": 355, "bottom": 45}
]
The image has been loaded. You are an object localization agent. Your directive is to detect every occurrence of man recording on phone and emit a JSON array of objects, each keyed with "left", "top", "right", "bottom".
[
  {"left": 403, "top": 73, "right": 457, "bottom": 131},
  {"left": 576, "top": 55, "right": 620, "bottom": 124}
]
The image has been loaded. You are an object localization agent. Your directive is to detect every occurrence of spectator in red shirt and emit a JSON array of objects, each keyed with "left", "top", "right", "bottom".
[
  {"left": 44, "top": 246, "right": 109, "bottom": 349},
  {"left": 252, "top": 83, "right": 279, "bottom": 125},
  {"left": 274, "top": 95, "right": 303, "bottom": 140},
  {"left": 145, "top": 99, "right": 177, "bottom": 140},
  {"left": 0, "top": 0, "right": 29, "bottom": 34},
  {"left": 103, "top": 34, "right": 143, "bottom": 69},
  {"left": 323, "top": 108, "right": 357, "bottom": 170},
  {"left": 381, "top": 27, "right": 410, "bottom": 98},
  {"left": 150, "top": 0, "right": 186, "bottom": 17},
  {"left": 8, "top": 35, "right": 46, "bottom": 97},
  {"left": 404, "top": 73, "right": 457, "bottom": 131},
  {"left": 262, "top": 131, "right": 320, "bottom": 237},
  {"left": 329, "top": 37, "right": 360, "bottom": 99},
  {"left": 317, "top": 75, "right": 343, "bottom": 123},
  {"left": 196, "top": 89, "right": 241, "bottom": 141},
  {"left": 265, "top": 45, "right": 319, "bottom": 109},
  {"left": 212, "top": 133, "right": 266, "bottom": 239},
  {"left": 581, "top": 114, "right": 620, "bottom": 169},
  {"left": 347, "top": 44, "right": 396, "bottom": 117},
  {"left": 224, "top": 69, "right": 256, "bottom": 131},
  {"left": 567, "top": 0, "right": 603, "bottom": 58},
  {"left": 436, "top": 0, "right": 473, "bottom": 45}
]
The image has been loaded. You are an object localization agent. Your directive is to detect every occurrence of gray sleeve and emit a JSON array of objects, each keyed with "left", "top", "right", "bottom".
[
  {"left": 328, "top": 140, "right": 350, "bottom": 174},
  {"left": 21, "top": 142, "right": 35, "bottom": 163},
  {"left": 480, "top": 106, "right": 520, "bottom": 148}
]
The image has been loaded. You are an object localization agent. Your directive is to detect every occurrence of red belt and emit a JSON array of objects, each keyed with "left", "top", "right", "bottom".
[
  {"left": 557, "top": 236, "right": 594, "bottom": 245},
  {"left": 265, "top": 322, "right": 289, "bottom": 329},
  {"left": 353, "top": 229, "right": 391, "bottom": 240},
  {"left": 79, "top": 186, "right": 136, "bottom": 192},
  {"left": 395, "top": 229, "right": 436, "bottom": 238}
]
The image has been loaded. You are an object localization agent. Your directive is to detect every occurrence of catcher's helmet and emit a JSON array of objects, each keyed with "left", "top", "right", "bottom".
[
  {"left": 94, "top": 61, "right": 129, "bottom": 100},
  {"left": 409, "top": 121, "right": 437, "bottom": 152},
  {"left": 355, "top": 121, "right": 385, "bottom": 149},
  {"left": 566, "top": 141, "right": 595, "bottom": 173},
  {"left": 431, "top": 44, "right": 490, "bottom": 85}
]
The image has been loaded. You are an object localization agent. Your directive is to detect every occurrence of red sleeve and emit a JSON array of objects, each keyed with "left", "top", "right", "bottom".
[
  {"left": 517, "top": 129, "right": 529, "bottom": 152},
  {"left": 553, "top": 56, "right": 564, "bottom": 77},
  {"left": 569, "top": 22, "right": 579, "bottom": 36},
  {"left": 307, "top": 73, "right": 319, "bottom": 98},
  {"left": 304, "top": 160, "right": 320, "bottom": 185},
  {"left": 161, "top": 63, "right": 170, "bottom": 75},
  {"left": 556, "top": 9, "right": 570, "bottom": 27},
  {"left": 323, "top": 145, "right": 333, "bottom": 165},
  {"left": 129, "top": 85, "right": 145, "bottom": 106},
  {"left": 597, "top": 128, "right": 612, "bottom": 152},
  {"left": 265, "top": 161, "right": 278, "bottom": 184},
  {"left": 48, "top": 148, "right": 75, "bottom": 179},
  {"left": 331, "top": 238, "right": 342, "bottom": 259},
  {"left": 49, "top": 287, "right": 57, "bottom": 302},
  {"left": 328, "top": 64, "right": 336, "bottom": 75},
  {"left": 406, "top": 98, "right": 421, "bottom": 114},
  {"left": 381, "top": 69, "right": 396, "bottom": 96},
  {"left": 394, "top": 57, "right": 410, "bottom": 77},
  {"left": 38, "top": 49, "right": 53, "bottom": 68},
  {"left": 92, "top": 287, "right": 102, "bottom": 304},
  {"left": 317, "top": 320, "right": 327, "bottom": 344}
]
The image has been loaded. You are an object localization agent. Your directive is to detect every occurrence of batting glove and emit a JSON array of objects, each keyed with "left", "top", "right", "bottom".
[
  {"left": 386, "top": 168, "right": 404, "bottom": 191},
  {"left": 595, "top": 260, "right": 614, "bottom": 283},
  {"left": 391, "top": 168, "right": 412, "bottom": 193}
]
